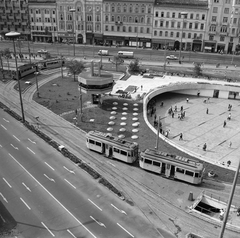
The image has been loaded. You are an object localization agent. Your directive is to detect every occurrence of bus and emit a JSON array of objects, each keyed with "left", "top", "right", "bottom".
[
  {"left": 86, "top": 130, "right": 139, "bottom": 163},
  {"left": 117, "top": 51, "right": 134, "bottom": 58},
  {"left": 37, "top": 58, "right": 64, "bottom": 70},
  {"left": 139, "top": 148, "right": 204, "bottom": 185},
  {"left": 12, "top": 64, "right": 36, "bottom": 79}
]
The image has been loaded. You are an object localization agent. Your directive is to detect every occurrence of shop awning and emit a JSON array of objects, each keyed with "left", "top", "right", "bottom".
[
  {"left": 193, "top": 39, "right": 202, "bottom": 43},
  {"left": 204, "top": 40, "right": 217, "bottom": 43},
  {"left": 152, "top": 39, "right": 175, "bottom": 44}
]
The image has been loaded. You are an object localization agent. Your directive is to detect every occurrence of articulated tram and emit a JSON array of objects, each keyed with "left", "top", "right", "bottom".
[
  {"left": 140, "top": 148, "right": 204, "bottom": 185},
  {"left": 86, "top": 131, "right": 139, "bottom": 163}
]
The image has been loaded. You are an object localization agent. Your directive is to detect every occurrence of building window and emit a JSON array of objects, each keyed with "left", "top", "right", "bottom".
[
  {"left": 165, "top": 31, "right": 168, "bottom": 37},
  {"left": 209, "top": 35, "right": 214, "bottom": 40},
  {"left": 123, "top": 16, "right": 126, "bottom": 22},
  {"left": 154, "top": 30, "right": 157, "bottom": 36},
  {"left": 170, "top": 32, "right": 174, "bottom": 37},
  {"left": 220, "top": 26, "right": 227, "bottom": 32},
  {"left": 159, "top": 31, "right": 162, "bottom": 36},
  {"left": 96, "top": 15, "right": 100, "bottom": 22},
  {"left": 209, "top": 25, "right": 216, "bottom": 32},
  {"left": 141, "top": 5, "right": 145, "bottom": 13},
  {"left": 161, "top": 12, "right": 164, "bottom": 17},
  {"left": 111, "top": 4, "right": 115, "bottom": 12},
  {"left": 225, "top": 0, "right": 230, "bottom": 3},
  {"left": 135, "top": 17, "right": 138, "bottom": 23},
  {"left": 171, "top": 22, "right": 175, "bottom": 28},
  {"left": 182, "top": 32, "right": 185, "bottom": 38},
  {"left": 213, "top": 7, "right": 218, "bottom": 13},
  {"left": 166, "top": 12, "right": 170, "bottom": 18},
  {"left": 202, "top": 14, "right": 205, "bottom": 20},
  {"left": 117, "top": 6, "right": 121, "bottom": 13},
  {"left": 183, "top": 22, "right": 187, "bottom": 28},
  {"left": 232, "top": 28, "right": 235, "bottom": 34},
  {"left": 212, "top": 16, "right": 217, "bottom": 22},
  {"left": 220, "top": 35, "right": 225, "bottom": 41},
  {"left": 200, "top": 23, "right": 204, "bottom": 30},
  {"left": 123, "top": 26, "right": 126, "bottom": 32},
  {"left": 233, "top": 18, "right": 237, "bottom": 24},
  {"left": 214, "top": 0, "right": 219, "bottom": 2},
  {"left": 117, "top": 16, "right": 121, "bottom": 21},
  {"left": 189, "top": 23, "right": 192, "bottom": 29},
  {"left": 129, "top": 26, "right": 132, "bottom": 32},
  {"left": 148, "top": 7, "right": 151, "bottom": 14},
  {"left": 105, "top": 25, "right": 108, "bottom": 31},
  {"left": 117, "top": 26, "right": 120, "bottom": 31},
  {"left": 177, "top": 22, "right": 180, "bottom": 28},
  {"left": 230, "top": 37, "right": 233, "bottom": 42},
  {"left": 190, "top": 13, "right": 193, "bottom": 19},
  {"left": 178, "top": 12, "right": 181, "bottom": 18},
  {"left": 111, "top": 15, "right": 115, "bottom": 22},
  {"left": 146, "top": 28, "right": 149, "bottom": 33},
  {"left": 172, "top": 12, "right": 175, "bottom": 18},
  {"left": 199, "top": 34, "right": 203, "bottom": 39},
  {"left": 223, "top": 17, "right": 228, "bottom": 23},
  {"left": 140, "top": 17, "right": 144, "bottom": 23},
  {"left": 160, "top": 21, "right": 163, "bottom": 27},
  {"left": 166, "top": 21, "right": 169, "bottom": 28},
  {"left": 111, "top": 25, "right": 114, "bottom": 31},
  {"left": 140, "top": 27, "right": 144, "bottom": 33},
  {"left": 105, "top": 15, "right": 109, "bottom": 22},
  {"left": 87, "top": 15, "right": 92, "bottom": 22},
  {"left": 195, "top": 23, "right": 198, "bottom": 29},
  {"left": 188, "top": 33, "right": 191, "bottom": 38},
  {"left": 129, "top": 5, "right": 132, "bottom": 13},
  {"left": 193, "top": 33, "right": 197, "bottom": 39},
  {"left": 155, "top": 11, "right": 158, "bottom": 17},
  {"left": 155, "top": 20, "right": 158, "bottom": 27},
  {"left": 147, "top": 18, "right": 150, "bottom": 24},
  {"left": 176, "top": 32, "right": 179, "bottom": 37},
  {"left": 196, "top": 14, "right": 199, "bottom": 20},
  {"left": 224, "top": 8, "right": 229, "bottom": 14},
  {"left": 134, "top": 27, "right": 137, "bottom": 33},
  {"left": 129, "top": 17, "right": 132, "bottom": 22}
]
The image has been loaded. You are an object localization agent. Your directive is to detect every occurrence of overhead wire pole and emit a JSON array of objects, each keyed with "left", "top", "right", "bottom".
[
  {"left": 69, "top": 8, "right": 76, "bottom": 57},
  {"left": 178, "top": 12, "right": 188, "bottom": 64}
]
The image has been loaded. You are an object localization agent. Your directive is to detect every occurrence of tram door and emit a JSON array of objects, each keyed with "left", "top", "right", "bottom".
[
  {"left": 104, "top": 144, "right": 113, "bottom": 158},
  {"left": 165, "top": 164, "right": 171, "bottom": 177},
  {"left": 161, "top": 163, "right": 166, "bottom": 174},
  {"left": 170, "top": 165, "right": 175, "bottom": 177}
]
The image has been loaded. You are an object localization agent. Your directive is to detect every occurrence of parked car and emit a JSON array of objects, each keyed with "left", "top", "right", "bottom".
[
  {"left": 166, "top": 55, "right": 178, "bottom": 60},
  {"left": 62, "top": 39, "right": 68, "bottom": 44},
  {"left": 37, "top": 49, "right": 48, "bottom": 54}
]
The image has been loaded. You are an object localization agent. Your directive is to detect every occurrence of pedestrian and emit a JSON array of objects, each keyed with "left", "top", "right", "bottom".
[
  {"left": 75, "top": 109, "right": 77, "bottom": 115},
  {"left": 229, "top": 141, "right": 232, "bottom": 148},
  {"left": 180, "top": 106, "right": 183, "bottom": 111},
  {"left": 172, "top": 112, "right": 174, "bottom": 118},
  {"left": 186, "top": 98, "right": 189, "bottom": 103},
  {"left": 203, "top": 143, "right": 207, "bottom": 151},
  {"left": 227, "top": 113, "right": 231, "bottom": 120},
  {"left": 174, "top": 105, "right": 177, "bottom": 112},
  {"left": 154, "top": 114, "right": 157, "bottom": 121},
  {"left": 227, "top": 160, "right": 231, "bottom": 167},
  {"left": 207, "top": 97, "right": 210, "bottom": 103},
  {"left": 165, "top": 130, "right": 169, "bottom": 137},
  {"left": 141, "top": 85, "right": 143, "bottom": 90},
  {"left": 197, "top": 91, "right": 200, "bottom": 97},
  {"left": 206, "top": 108, "right": 209, "bottom": 114},
  {"left": 223, "top": 120, "right": 227, "bottom": 127},
  {"left": 179, "top": 133, "right": 183, "bottom": 140},
  {"left": 161, "top": 101, "right": 164, "bottom": 107}
]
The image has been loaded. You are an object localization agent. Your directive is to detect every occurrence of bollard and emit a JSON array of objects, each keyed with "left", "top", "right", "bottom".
[{"left": 188, "top": 192, "right": 194, "bottom": 201}]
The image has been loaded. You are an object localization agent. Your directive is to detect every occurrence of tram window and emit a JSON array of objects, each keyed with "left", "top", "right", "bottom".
[
  {"left": 194, "top": 173, "right": 199, "bottom": 178},
  {"left": 114, "top": 148, "right": 120, "bottom": 153},
  {"left": 144, "top": 159, "right": 152, "bottom": 164},
  {"left": 153, "top": 161, "right": 160, "bottom": 167},
  {"left": 185, "top": 170, "right": 194, "bottom": 177},
  {"left": 89, "top": 139, "right": 95, "bottom": 144},
  {"left": 120, "top": 150, "right": 127, "bottom": 156},
  {"left": 176, "top": 167, "right": 184, "bottom": 173},
  {"left": 96, "top": 141, "right": 101, "bottom": 146}
]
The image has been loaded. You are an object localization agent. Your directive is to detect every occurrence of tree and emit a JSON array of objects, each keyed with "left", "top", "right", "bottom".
[
  {"left": 193, "top": 63, "right": 202, "bottom": 76},
  {"left": 110, "top": 56, "right": 124, "bottom": 72},
  {"left": 2, "top": 48, "right": 11, "bottom": 73},
  {"left": 65, "top": 59, "right": 85, "bottom": 81},
  {"left": 128, "top": 58, "right": 141, "bottom": 74}
]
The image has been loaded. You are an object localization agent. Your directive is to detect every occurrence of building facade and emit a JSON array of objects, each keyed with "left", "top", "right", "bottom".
[
  {"left": 0, "top": 0, "right": 30, "bottom": 39},
  {"left": 153, "top": 0, "right": 208, "bottom": 52},
  {"left": 207, "top": 0, "right": 240, "bottom": 53},
  {"left": 102, "top": 0, "right": 155, "bottom": 48},
  {"left": 29, "top": 0, "right": 58, "bottom": 42}
]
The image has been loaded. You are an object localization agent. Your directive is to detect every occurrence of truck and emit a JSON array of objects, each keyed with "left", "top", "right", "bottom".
[
  {"left": 98, "top": 50, "right": 109, "bottom": 56},
  {"left": 117, "top": 51, "right": 134, "bottom": 58}
]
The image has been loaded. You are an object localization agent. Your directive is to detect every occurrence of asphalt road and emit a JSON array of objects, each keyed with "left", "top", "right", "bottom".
[
  {"left": 0, "top": 108, "right": 162, "bottom": 238},
  {"left": 1, "top": 41, "right": 240, "bottom": 66}
]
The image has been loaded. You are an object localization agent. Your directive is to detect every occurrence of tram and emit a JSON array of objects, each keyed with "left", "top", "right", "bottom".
[
  {"left": 12, "top": 64, "right": 36, "bottom": 79},
  {"left": 86, "top": 131, "right": 139, "bottom": 163},
  {"left": 37, "top": 58, "right": 64, "bottom": 70},
  {"left": 140, "top": 148, "right": 204, "bottom": 185}
]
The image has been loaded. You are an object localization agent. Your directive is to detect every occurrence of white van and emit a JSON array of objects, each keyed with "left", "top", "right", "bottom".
[
  {"left": 117, "top": 51, "right": 134, "bottom": 58},
  {"left": 98, "top": 50, "right": 109, "bottom": 56}
]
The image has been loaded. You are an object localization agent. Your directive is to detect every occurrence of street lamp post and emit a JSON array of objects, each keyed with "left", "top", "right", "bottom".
[
  {"left": 5, "top": 31, "right": 25, "bottom": 123},
  {"left": 69, "top": 8, "right": 76, "bottom": 57},
  {"left": 34, "top": 71, "right": 40, "bottom": 97},
  {"left": 179, "top": 12, "right": 188, "bottom": 64}
]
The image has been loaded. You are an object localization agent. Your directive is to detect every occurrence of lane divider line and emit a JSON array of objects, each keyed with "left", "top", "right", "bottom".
[
  {"left": 13, "top": 135, "right": 20, "bottom": 142},
  {"left": 88, "top": 199, "right": 102, "bottom": 211},
  {"left": 20, "top": 197, "right": 31, "bottom": 210},
  {"left": 111, "top": 204, "right": 127, "bottom": 215},
  {"left": 27, "top": 147, "right": 35, "bottom": 154},
  {"left": 3, "top": 178, "right": 12, "bottom": 188},
  {"left": 1, "top": 124, "right": 7, "bottom": 130},
  {"left": 41, "top": 222, "right": 55, "bottom": 237},
  {"left": 117, "top": 223, "right": 134, "bottom": 237},
  {"left": 45, "top": 162, "right": 55, "bottom": 171},
  {"left": 67, "top": 229, "right": 77, "bottom": 238},
  {"left": 64, "top": 179, "right": 76, "bottom": 189}
]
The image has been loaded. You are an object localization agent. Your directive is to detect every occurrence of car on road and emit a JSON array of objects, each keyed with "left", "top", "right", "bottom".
[
  {"left": 37, "top": 49, "right": 48, "bottom": 54},
  {"left": 166, "top": 55, "right": 178, "bottom": 60}
]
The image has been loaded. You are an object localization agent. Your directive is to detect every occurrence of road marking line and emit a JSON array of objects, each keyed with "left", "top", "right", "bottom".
[
  {"left": 67, "top": 229, "right": 77, "bottom": 238},
  {"left": 27, "top": 147, "right": 35, "bottom": 154},
  {"left": 22, "top": 182, "right": 31, "bottom": 192},
  {"left": 1, "top": 124, "right": 7, "bottom": 130},
  {"left": 0, "top": 214, "right": 5, "bottom": 223},
  {"left": 44, "top": 174, "right": 55, "bottom": 183},
  {"left": 117, "top": 223, "right": 134, "bottom": 237},
  {"left": 8, "top": 153, "right": 97, "bottom": 238},
  {"left": 28, "top": 138, "right": 36, "bottom": 144},
  {"left": 90, "top": 216, "right": 106, "bottom": 228},
  {"left": 10, "top": 144, "right": 18, "bottom": 150},
  {"left": 0, "top": 193, "right": 8, "bottom": 203},
  {"left": 3, "top": 118, "right": 9, "bottom": 123},
  {"left": 20, "top": 197, "right": 31, "bottom": 210},
  {"left": 13, "top": 135, "right": 20, "bottom": 142},
  {"left": 63, "top": 166, "right": 75, "bottom": 174},
  {"left": 3, "top": 178, "right": 12, "bottom": 188},
  {"left": 45, "top": 162, "right": 55, "bottom": 171},
  {"left": 111, "top": 204, "right": 127, "bottom": 215},
  {"left": 64, "top": 179, "right": 76, "bottom": 189},
  {"left": 107, "top": 161, "right": 116, "bottom": 167},
  {"left": 88, "top": 199, "right": 102, "bottom": 211},
  {"left": 41, "top": 222, "right": 55, "bottom": 237}
]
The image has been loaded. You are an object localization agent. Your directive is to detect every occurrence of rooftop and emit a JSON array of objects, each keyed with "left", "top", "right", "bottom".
[{"left": 155, "top": 0, "right": 208, "bottom": 6}]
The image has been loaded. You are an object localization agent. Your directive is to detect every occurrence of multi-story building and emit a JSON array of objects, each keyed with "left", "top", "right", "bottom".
[
  {"left": 29, "top": 0, "right": 58, "bottom": 42},
  {"left": 102, "top": 0, "right": 155, "bottom": 48},
  {"left": 153, "top": 0, "right": 208, "bottom": 52},
  {"left": 56, "top": 0, "right": 102, "bottom": 44},
  {"left": 0, "top": 0, "right": 30, "bottom": 39},
  {"left": 207, "top": 0, "right": 240, "bottom": 53}
]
